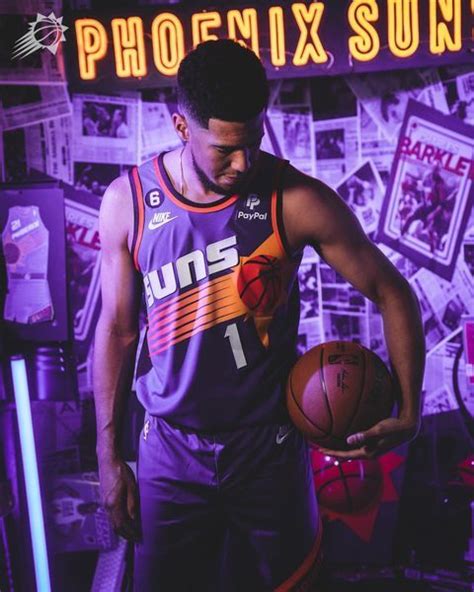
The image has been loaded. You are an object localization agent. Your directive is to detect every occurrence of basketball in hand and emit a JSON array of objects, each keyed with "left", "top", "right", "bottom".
[{"left": 286, "top": 341, "right": 394, "bottom": 450}]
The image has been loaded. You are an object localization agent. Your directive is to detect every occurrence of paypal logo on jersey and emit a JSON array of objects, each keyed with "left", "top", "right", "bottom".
[
  {"left": 246, "top": 195, "right": 260, "bottom": 210},
  {"left": 143, "top": 235, "right": 239, "bottom": 305},
  {"left": 237, "top": 194, "right": 268, "bottom": 221}
]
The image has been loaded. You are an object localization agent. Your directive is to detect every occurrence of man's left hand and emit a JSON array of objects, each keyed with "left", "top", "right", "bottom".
[{"left": 316, "top": 416, "right": 420, "bottom": 460}]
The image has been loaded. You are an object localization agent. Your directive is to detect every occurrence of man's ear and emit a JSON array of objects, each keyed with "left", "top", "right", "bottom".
[{"left": 172, "top": 112, "right": 190, "bottom": 143}]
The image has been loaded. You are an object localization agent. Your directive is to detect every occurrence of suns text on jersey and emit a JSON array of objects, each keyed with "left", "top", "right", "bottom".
[{"left": 143, "top": 235, "right": 239, "bottom": 306}]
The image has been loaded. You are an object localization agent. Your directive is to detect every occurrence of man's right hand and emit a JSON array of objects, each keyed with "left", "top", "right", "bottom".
[{"left": 98, "top": 457, "right": 140, "bottom": 542}]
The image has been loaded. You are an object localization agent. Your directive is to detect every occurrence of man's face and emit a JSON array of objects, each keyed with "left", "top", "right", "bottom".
[{"left": 186, "top": 111, "right": 265, "bottom": 196}]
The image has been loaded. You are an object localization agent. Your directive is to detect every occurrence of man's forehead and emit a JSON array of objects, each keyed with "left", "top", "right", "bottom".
[{"left": 205, "top": 113, "right": 265, "bottom": 143}]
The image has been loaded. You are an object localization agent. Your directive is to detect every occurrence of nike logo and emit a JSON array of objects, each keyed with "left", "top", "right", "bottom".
[
  {"left": 276, "top": 425, "right": 293, "bottom": 445},
  {"left": 143, "top": 419, "right": 150, "bottom": 441},
  {"left": 148, "top": 212, "right": 178, "bottom": 230}
]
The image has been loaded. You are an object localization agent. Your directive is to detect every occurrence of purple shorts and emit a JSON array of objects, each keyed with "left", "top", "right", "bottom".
[{"left": 134, "top": 414, "right": 321, "bottom": 591}]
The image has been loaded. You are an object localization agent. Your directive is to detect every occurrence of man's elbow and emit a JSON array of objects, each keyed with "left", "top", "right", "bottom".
[
  {"left": 376, "top": 276, "right": 418, "bottom": 314},
  {"left": 95, "top": 312, "right": 140, "bottom": 343}
]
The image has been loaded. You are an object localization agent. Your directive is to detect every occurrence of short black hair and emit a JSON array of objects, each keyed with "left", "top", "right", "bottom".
[{"left": 177, "top": 39, "right": 269, "bottom": 127}]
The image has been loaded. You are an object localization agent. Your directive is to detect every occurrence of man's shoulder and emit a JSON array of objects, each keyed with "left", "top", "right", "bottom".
[
  {"left": 256, "top": 149, "right": 289, "bottom": 168},
  {"left": 281, "top": 163, "right": 327, "bottom": 204},
  {"left": 103, "top": 172, "right": 133, "bottom": 205},
  {"left": 100, "top": 173, "right": 135, "bottom": 247},
  {"left": 279, "top": 163, "right": 354, "bottom": 248},
  {"left": 257, "top": 151, "right": 321, "bottom": 196}
]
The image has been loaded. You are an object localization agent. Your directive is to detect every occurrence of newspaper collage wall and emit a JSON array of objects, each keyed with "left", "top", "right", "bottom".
[{"left": 0, "top": 5, "right": 473, "bottom": 424}]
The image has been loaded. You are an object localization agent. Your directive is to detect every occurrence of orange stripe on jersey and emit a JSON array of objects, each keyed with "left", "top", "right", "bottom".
[
  {"left": 153, "top": 156, "right": 239, "bottom": 213},
  {"left": 146, "top": 267, "right": 247, "bottom": 354},
  {"left": 148, "top": 274, "right": 245, "bottom": 341},
  {"left": 270, "top": 162, "right": 287, "bottom": 259},
  {"left": 131, "top": 167, "right": 145, "bottom": 272},
  {"left": 148, "top": 274, "right": 231, "bottom": 322},
  {"left": 149, "top": 307, "right": 245, "bottom": 356},
  {"left": 148, "top": 284, "right": 234, "bottom": 337},
  {"left": 150, "top": 295, "right": 235, "bottom": 341},
  {"left": 149, "top": 298, "right": 241, "bottom": 346},
  {"left": 274, "top": 519, "right": 323, "bottom": 592}
]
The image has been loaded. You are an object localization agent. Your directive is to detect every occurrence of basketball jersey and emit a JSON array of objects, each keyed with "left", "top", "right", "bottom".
[
  {"left": 2, "top": 205, "right": 54, "bottom": 324},
  {"left": 129, "top": 150, "right": 303, "bottom": 431}
]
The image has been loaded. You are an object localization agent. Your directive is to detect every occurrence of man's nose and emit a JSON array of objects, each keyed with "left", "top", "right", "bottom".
[{"left": 230, "top": 149, "right": 251, "bottom": 174}]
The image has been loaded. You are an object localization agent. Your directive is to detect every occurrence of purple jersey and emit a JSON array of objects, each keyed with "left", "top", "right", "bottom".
[{"left": 129, "top": 150, "right": 303, "bottom": 431}]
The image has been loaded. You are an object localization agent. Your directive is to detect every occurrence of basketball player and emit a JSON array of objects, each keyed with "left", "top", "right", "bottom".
[{"left": 93, "top": 40, "right": 425, "bottom": 591}]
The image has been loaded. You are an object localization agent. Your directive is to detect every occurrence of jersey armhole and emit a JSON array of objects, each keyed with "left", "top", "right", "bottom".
[
  {"left": 128, "top": 167, "right": 145, "bottom": 273},
  {"left": 271, "top": 160, "right": 302, "bottom": 260}
]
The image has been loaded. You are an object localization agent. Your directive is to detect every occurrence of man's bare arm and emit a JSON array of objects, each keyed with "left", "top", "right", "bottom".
[
  {"left": 283, "top": 167, "right": 425, "bottom": 457},
  {"left": 93, "top": 174, "right": 142, "bottom": 538}
]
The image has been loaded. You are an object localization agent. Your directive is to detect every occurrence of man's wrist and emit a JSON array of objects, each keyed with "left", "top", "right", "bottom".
[
  {"left": 398, "top": 407, "right": 420, "bottom": 419},
  {"left": 96, "top": 436, "right": 121, "bottom": 463},
  {"left": 398, "top": 411, "right": 421, "bottom": 433}
]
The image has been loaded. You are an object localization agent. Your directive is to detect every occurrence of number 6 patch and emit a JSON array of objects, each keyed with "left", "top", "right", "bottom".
[{"left": 145, "top": 188, "right": 163, "bottom": 208}]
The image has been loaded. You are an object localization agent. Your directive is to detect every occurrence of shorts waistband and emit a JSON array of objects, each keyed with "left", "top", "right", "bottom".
[{"left": 145, "top": 413, "right": 292, "bottom": 438}]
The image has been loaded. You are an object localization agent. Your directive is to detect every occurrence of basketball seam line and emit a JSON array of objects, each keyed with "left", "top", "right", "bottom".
[
  {"left": 289, "top": 371, "right": 331, "bottom": 435},
  {"left": 344, "top": 343, "right": 367, "bottom": 438},
  {"left": 239, "top": 273, "right": 264, "bottom": 300},
  {"left": 239, "top": 267, "right": 280, "bottom": 310},
  {"left": 319, "top": 346, "right": 334, "bottom": 434},
  {"left": 316, "top": 474, "right": 382, "bottom": 511},
  {"left": 339, "top": 463, "right": 353, "bottom": 513}
]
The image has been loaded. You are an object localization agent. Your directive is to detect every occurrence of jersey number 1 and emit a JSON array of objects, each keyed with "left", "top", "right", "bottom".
[{"left": 224, "top": 323, "right": 248, "bottom": 369}]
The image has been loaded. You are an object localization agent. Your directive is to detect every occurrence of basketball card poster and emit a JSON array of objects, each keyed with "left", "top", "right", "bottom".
[{"left": 377, "top": 100, "right": 474, "bottom": 281}]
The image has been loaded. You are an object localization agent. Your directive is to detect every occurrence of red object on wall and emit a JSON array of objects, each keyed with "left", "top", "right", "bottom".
[
  {"left": 458, "top": 454, "right": 474, "bottom": 489},
  {"left": 312, "top": 452, "right": 383, "bottom": 514},
  {"left": 311, "top": 449, "right": 404, "bottom": 542}
]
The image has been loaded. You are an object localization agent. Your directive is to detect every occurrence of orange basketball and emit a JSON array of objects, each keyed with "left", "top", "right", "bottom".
[
  {"left": 286, "top": 341, "right": 394, "bottom": 450},
  {"left": 237, "top": 254, "right": 281, "bottom": 314}
]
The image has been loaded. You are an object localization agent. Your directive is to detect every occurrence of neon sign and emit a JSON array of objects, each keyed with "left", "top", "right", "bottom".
[{"left": 67, "top": 1, "right": 471, "bottom": 89}]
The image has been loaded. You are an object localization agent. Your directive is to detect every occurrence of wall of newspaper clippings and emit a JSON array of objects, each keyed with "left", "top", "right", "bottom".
[{"left": 0, "top": 1, "right": 473, "bottom": 428}]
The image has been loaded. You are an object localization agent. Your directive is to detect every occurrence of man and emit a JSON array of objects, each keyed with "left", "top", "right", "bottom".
[
  {"left": 93, "top": 40, "right": 425, "bottom": 591},
  {"left": 401, "top": 166, "right": 448, "bottom": 238}
]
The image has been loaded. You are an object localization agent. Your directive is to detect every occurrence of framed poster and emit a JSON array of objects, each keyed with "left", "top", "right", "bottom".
[
  {"left": 378, "top": 100, "right": 474, "bottom": 281},
  {"left": 0, "top": 183, "right": 68, "bottom": 342}
]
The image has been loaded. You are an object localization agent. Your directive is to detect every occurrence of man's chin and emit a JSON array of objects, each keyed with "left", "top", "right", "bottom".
[
  {"left": 218, "top": 188, "right": 238, "bottom": 198},
  {"left": 218, "top": 176, "right": 247, "bottom": 194}
]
